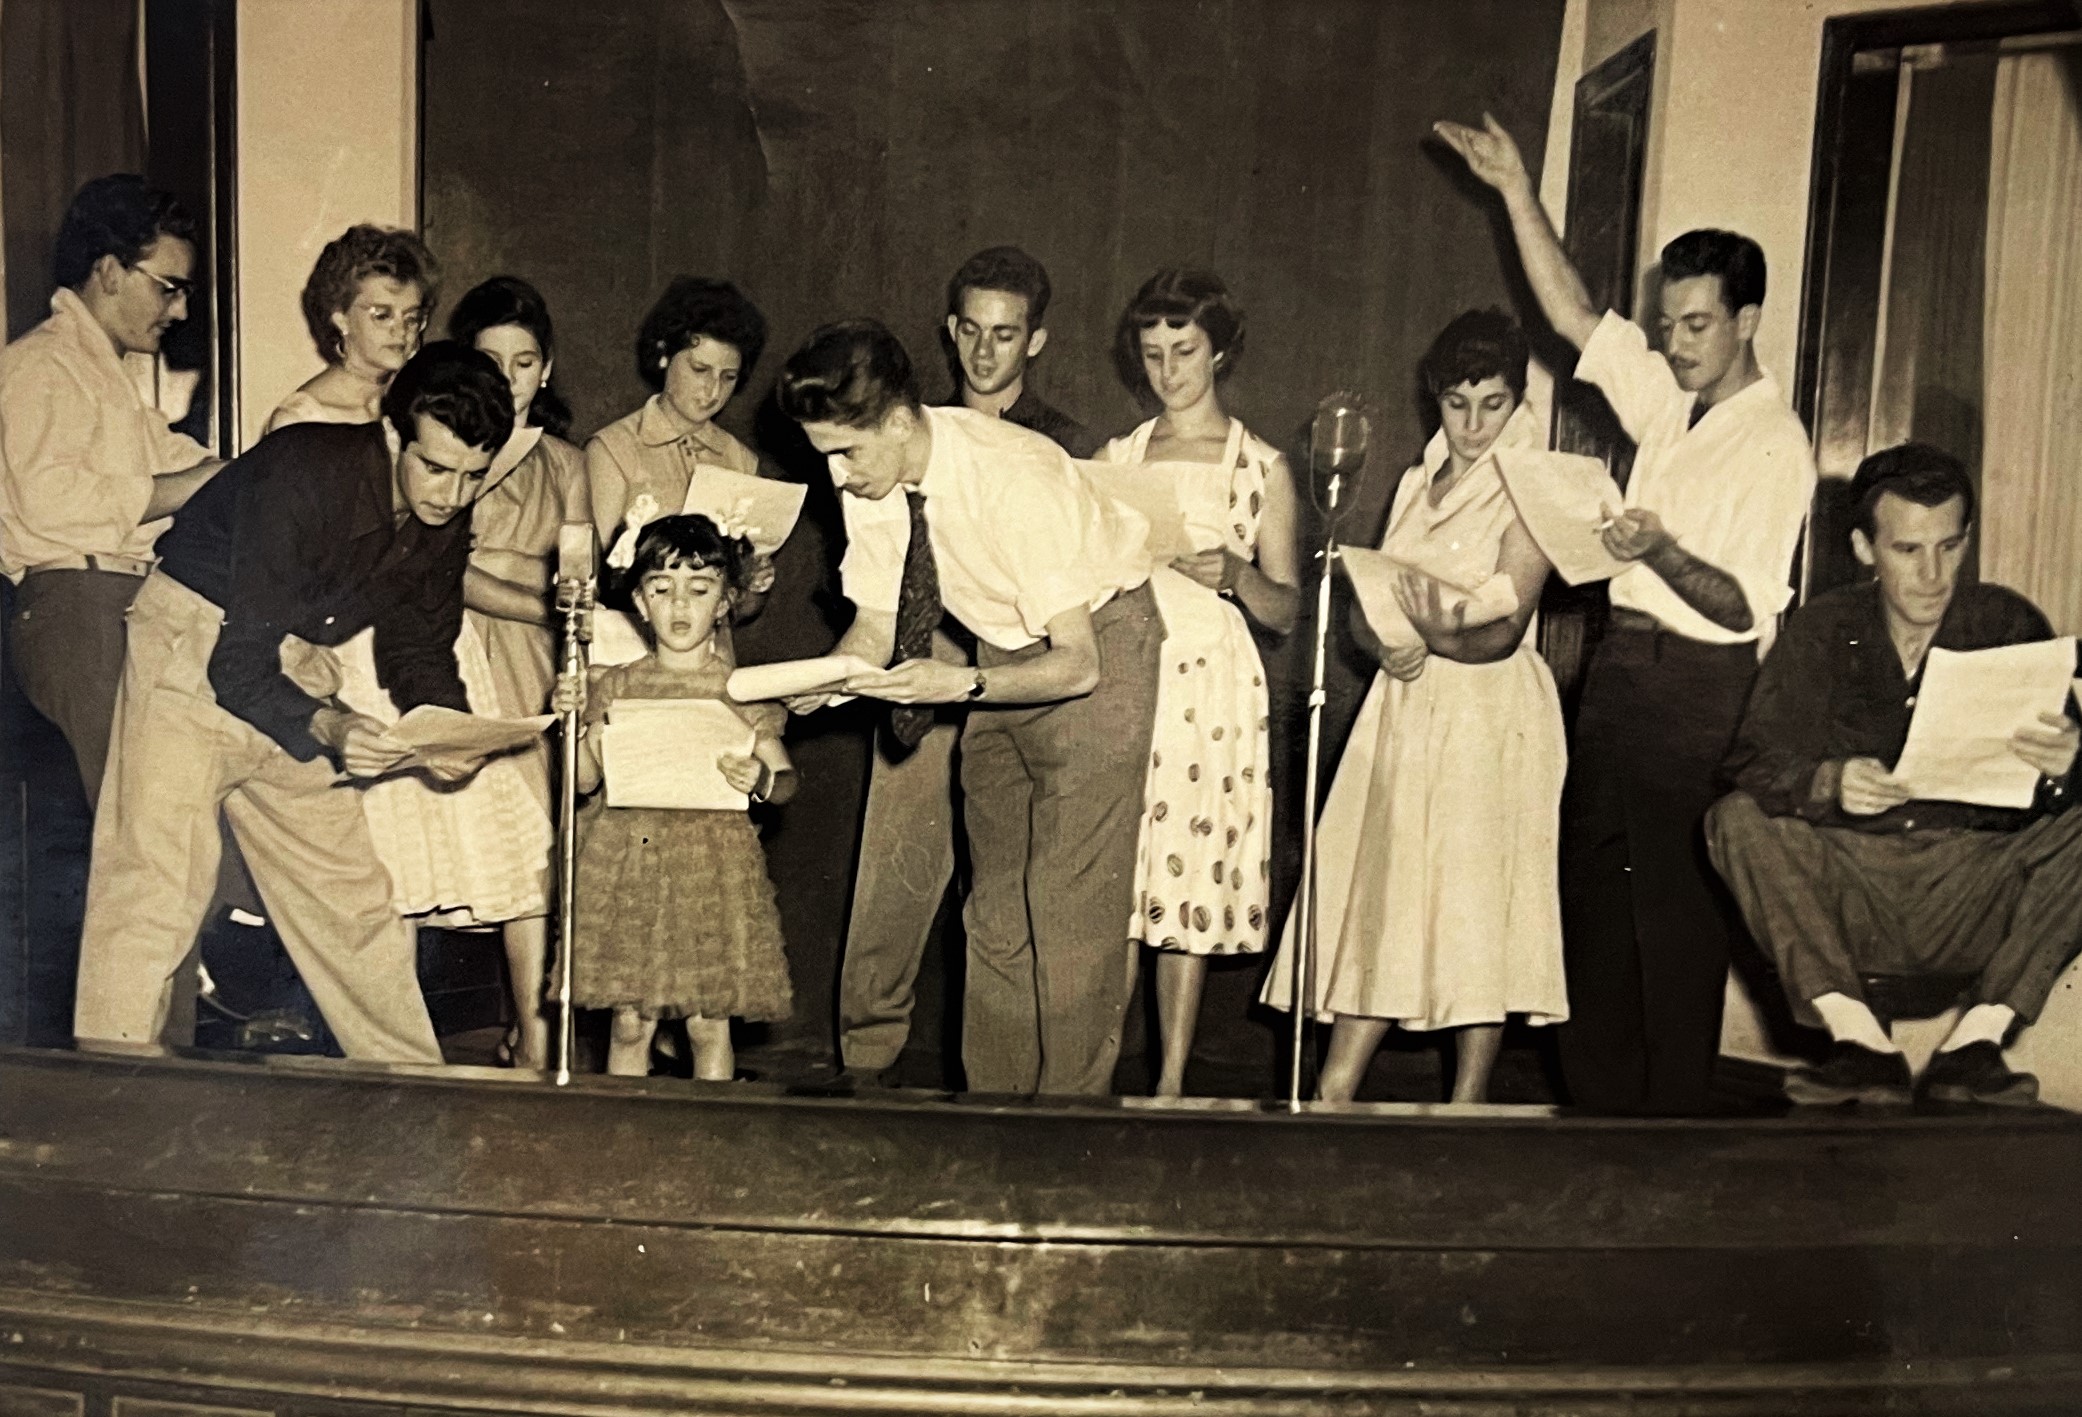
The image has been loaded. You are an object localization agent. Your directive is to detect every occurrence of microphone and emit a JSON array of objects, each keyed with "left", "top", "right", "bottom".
[
  {"left": 554, "top": 522, "right": 597, "bottom": 639},
  {"left": 556, "top": 521, "right": 596, "bottom": 587},
  {"left": 1308, "top": 392, "right": 1371, "bottom": 518}
]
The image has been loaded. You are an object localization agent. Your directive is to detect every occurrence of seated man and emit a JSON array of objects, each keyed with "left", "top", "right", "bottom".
[
  {"left": 1708, "top": 443, "right": 2082, "bottom": 1106},
  {"left": 74, "top": 342, "right": 514, "bottom": 1062}
]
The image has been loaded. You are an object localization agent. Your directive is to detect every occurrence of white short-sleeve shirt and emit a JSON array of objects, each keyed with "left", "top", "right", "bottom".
[
  {"left": 838, "top": 406, "right": 1150, "bottom": 652},
  {"left": 1574, "top": 310, "right": 1817, "bottom": 646}
]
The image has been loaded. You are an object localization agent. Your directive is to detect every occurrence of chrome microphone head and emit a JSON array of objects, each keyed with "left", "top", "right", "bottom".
[{"left": 1309, "top": 393, "right": 1371, "bottom": 515}]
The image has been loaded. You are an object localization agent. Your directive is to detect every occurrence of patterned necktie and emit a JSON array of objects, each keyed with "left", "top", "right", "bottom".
[{"left": 888, "top": 488, "right": 941, "bottom": 751}]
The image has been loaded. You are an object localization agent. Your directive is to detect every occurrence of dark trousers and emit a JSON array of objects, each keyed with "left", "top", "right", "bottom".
[
  {"left": 1707, "top": 794, "right": 2082, "bottom": 1028},
  {"left": 9, "top": 568, "right": 144, "bottom": 804},
  {"left": 959, "top": 582, "right": 1162, "bottom": 1096},
  {"left": 1557, "top": 623, "right": 1757, "bottom": 1114},
  {"left": 839, "top": 628, "right": 966, "bottom": 1071}
]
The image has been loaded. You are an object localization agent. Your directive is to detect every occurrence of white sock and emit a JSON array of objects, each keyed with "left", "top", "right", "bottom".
[
  {"left": 1811, "top": 992, "right": 1900, "bottom": 1054},
  {"left": 1937, "top": 1003, "right": 2015, "bottom": 1053}
]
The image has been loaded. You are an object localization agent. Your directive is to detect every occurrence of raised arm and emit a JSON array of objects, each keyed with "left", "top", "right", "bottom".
[{"left": 1433, "top": 114, "right": 1600, "bottom": 351}]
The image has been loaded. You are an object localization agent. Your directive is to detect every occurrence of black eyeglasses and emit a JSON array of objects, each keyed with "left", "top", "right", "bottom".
[{"left": 131, "top": 265, "right": 197, "bottom": 304}]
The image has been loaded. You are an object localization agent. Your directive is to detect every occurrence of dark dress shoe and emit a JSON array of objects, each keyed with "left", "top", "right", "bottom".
[
  {"left": 1783, "top": 1041, "right": 1913, "bottom": 1106},
  {"left": 1918, "top": 1041, "right": 2039, "bottom": 1107}
]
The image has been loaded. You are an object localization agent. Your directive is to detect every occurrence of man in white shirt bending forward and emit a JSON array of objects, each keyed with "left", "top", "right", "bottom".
[{"left": 777, "top": 319, "right": 1160, "bottom": 1098}]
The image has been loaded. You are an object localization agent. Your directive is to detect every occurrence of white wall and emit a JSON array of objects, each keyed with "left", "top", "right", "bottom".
[
  {"left": 1570, "top": 0, "right": 2082, "bottom": 1104},
  {"left": 1582, "top": 0, "right": 1956, "bottom": 387},
  {"left": 233, "top": 0, "right": 418, "bottom": 451}
]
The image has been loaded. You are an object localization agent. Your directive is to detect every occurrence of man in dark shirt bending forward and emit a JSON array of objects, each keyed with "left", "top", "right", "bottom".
[
  {"left": 74, "top": 343, "right": 514, "bottom": 1062},
  {"left": 1708, "top": 443, "right": 2082, "bottom": 1107}
]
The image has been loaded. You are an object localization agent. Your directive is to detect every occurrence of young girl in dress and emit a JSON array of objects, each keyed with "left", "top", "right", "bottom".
[{"left": 556, "top": 512, "right": 796, "bottom": 1080}]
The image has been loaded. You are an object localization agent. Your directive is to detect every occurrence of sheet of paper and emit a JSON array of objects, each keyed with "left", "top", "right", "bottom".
[
  {"left": 680, "top": 466, "right": 807, "bottom": 556},
  {"left": 481, "top": 424, "right": 546, "bottom": 496},
  {"left": 601, "top": 697, "right": 757, "bottom": 810},
  {"left": 1892, "top": 638, "right": 2079, "bottom": 808},
  {"left": 1493, "top": 448, "right": 1636, "bottom": 586},
  {"left": 726, "top": 654, "right": 882, "bottom": 703},
  {"left": 1337, "top": 545, "right": 1423, "bottom": 650},
  {"left": 1075, "top": 459, "right": 1195, "bottom": 564},
  {"left": 589, "top": 608, "right": 651, "bottom": 668},
  {"left": 390, "top": 704, "right": 554, "bottom": 761},
  {"left": 1337, "top": 544, "right": 1508, "bottom": 653}
]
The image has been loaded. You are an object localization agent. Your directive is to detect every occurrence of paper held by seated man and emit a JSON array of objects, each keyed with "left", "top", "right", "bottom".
[
  {"left": 600, "top": 697, "right": 758, "bottom": 811},
  {"left": 1491, "top": 447, "right": 1638, "bottom": 586},
  {"left": 1337, "top": 545, "right": 1518, "bottom": 653},
  {"left": 1891, "top": 638, "right": 2080, "bottom": 808}
]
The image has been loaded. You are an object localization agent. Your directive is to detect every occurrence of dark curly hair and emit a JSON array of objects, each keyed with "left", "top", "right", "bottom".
[
  {"left": 1661, "top": 228, "right": 1767, "bottom": 314},
  {"left": 602, "top": 513, "right": 752, "bottom": 613},
  {"left": 299, "top": 224, "right": 440, "bottom": 365},
  {"left": 53, "top": 175, "right": 197, "bottom": 291},
  {"left": 1418, "top": 308, "right": 1529, "bottom": 405},
  {"left": 447, "top": 275, "right": 573, "bottom": 439},
  {"left": 1849, "top": 442, "right": 1976, "bottom": 539},
  {"left": 946, "top": 245, "right": 1052, "bottom": 326},
  {"left": 381, "top": 341, "right": 515, "bottom": 455},
  {"left": 775, "top": 319, "right": 921, "bottom": 430},
  {"left": 1112, "top": 267, "right": 1244, "bottom": 396},
  {"left": 636, "top": 277, "right": 767, "bottom": 394}
]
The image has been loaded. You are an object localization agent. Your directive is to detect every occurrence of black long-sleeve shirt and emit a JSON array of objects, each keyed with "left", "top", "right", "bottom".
[
  {"left": 155, "top": 421, "right": 471, "bottom": 761},
  {"left": 1722, "top": 579, "right": 2080, "bottom": 834},
  {"left": 937, "top": 385, "right": 1102, "bottom": 460}
]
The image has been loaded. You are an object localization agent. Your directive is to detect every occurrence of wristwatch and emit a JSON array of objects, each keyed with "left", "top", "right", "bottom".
[{"left": 964, "top": 668, "right": 988, "bottom": 701}]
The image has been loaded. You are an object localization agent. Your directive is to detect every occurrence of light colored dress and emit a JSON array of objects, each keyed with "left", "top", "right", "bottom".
[
  {"left": 1262, "top": 404, "right": 1568, "bottom": 1028},
  {"left": 264, "top": 397, "right": 556, "bottom": 925},
  {"left": 571, "top": 657, "right": 792, "bottom": 1022},
  {"left": 1098, "top": 417, "right": 1276, "bottom": 956}
]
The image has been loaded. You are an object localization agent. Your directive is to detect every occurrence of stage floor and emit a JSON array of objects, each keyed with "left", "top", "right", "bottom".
[{"left": 3, "top": 1044, "right": 2078, "bottom": 1415}]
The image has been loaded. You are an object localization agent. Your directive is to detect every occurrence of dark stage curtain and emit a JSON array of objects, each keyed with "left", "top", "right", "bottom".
[
  {"left": 0, "top": 0, "right": 145, "bottom": 1045},
  {"left": 1, "top": 0, "right": 145, "bottom": 340},
  {"left": 423, "top": 0, "right": 1566, "bottom": 1077}
]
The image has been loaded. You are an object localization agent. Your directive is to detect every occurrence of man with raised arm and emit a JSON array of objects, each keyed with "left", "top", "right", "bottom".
[
  {"left": 836, "top": 247, "right": 1100, "bottom": 1085},
  {"left": 779, "top": 319, "right": 1158, "bottom": 1097},
  {"left": 1710, "top": 444, "right": 2082, "bottom": 1108},
  {"left": 1436, "top": 113, "right": 1817, "bottom": 1114}
]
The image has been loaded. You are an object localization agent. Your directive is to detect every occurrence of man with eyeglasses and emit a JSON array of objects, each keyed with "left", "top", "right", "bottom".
[{"left": 1, "top": 174, "right": 224, "bottom": 807}]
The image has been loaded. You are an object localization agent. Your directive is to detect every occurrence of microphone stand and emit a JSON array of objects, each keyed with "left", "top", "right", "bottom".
[
  {"left": 551, "top": 571, "right": 594, "bottom": 1087},
  {"left": 1282, "top": 405, "right": 1365, "bottom": 1115}
]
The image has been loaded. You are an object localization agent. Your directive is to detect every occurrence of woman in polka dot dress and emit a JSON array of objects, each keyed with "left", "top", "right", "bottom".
[{"left": 1100, "top": 269, "right": 1300, "bottom": 1097}]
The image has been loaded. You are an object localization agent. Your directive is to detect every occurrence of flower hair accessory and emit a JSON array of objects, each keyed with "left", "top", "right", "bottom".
[
  {"left": 605, "top": 493, "right": 661, "bottom": 570},
  {"left": 709, "top": 495, "right": 759, "bottom": 546}
]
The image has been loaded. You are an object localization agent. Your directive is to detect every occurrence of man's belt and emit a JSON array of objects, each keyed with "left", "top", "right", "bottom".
[{"left": 23, "top": 552, "right": 154, "bottom": 578}]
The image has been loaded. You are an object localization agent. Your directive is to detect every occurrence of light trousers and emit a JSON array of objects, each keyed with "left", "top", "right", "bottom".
[{"left": 74, "top": 572, "right": 441, "bottom": 1063}]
